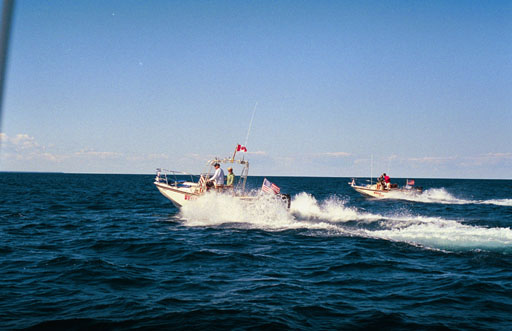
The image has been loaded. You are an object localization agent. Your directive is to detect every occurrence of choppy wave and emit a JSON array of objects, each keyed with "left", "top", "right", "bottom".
[
  {"left": 3, "top": 173, "right": 511, "bottom": 329},
  {"left": 179, "top": 192, "right": 512, "bottom": 252}
]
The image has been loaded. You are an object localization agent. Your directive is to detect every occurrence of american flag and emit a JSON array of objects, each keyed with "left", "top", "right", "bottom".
[{"left": 261, "top": 178, "right": 280, "bottom": 194}]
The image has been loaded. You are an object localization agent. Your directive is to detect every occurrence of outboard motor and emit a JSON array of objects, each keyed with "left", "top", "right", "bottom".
[{"left": 277, "top": 193, "right": 291, "bottom": 209}]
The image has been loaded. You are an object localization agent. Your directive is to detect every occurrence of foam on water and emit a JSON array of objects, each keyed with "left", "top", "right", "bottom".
[
  {"left": 179, "top": 192, "right": 340, "bottom": 232},
  {"left": 364, "top": 213, "right": 512, "bottom": 252},
  {"left": 179, "top": 192, "right": 512, "bottom": 252},
  {"left": 290, "top": 192, "right": 380, "bottom": 222},
  {"left": 369, "top": 218, "right": 512, "bottom": 251},
  {"left": 385, "top": 187, "right": 512, "bottom": 206},
  {"left": 478, "top": 198, "right": 512, "bottom": 207}
]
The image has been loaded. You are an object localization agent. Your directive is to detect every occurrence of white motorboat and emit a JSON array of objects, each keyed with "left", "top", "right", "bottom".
[
  {"left": 349, "top": 178, "right": 422, "bottom": 199},
  {"left": 154, "top": 147, "right": 290, "bottom": 208}
]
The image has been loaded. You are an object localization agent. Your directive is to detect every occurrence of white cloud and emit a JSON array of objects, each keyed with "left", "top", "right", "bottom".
[
  {"left": 11, "top": 134, "right": 38, "bottom": 148},
  {"left": 148, "top": 153, "right": 170, "bottom": 160},
  {"left": 483, "top": 152, "right": 512, "bottom": 159},
  {"left": 1, "top": 133, "right": 40, "bottom": 151},
  {"left": 126, "top": 153, "right": 170, "bottom": 161},
  {"left": 460, "top": 152, "right": 512, "bottom": 167},
  {"left": 320, "top": 152, "right": 351, "bottom": 157},
  {"left": 407, "top": 156, "right": 458, "bottom": 164},
  {"left": 405, "top": 153, "right": 512, "bottom": 168},
  {"left": 0, "top": 133, "right": 123, "bottom": 166},
  {"left": 41, "top": 152, "right": 60, "bottom": 162},
  {"left": 186, "top": 153, "right": 207, "bottom": 161},
  {"left": 354, "top": 158, "right": 371, "bottom": 165},
  {"left": 247, "top": 150, "right": 267, "bottom": 155},
  {"left": 2, "top": 132, "right": 510, "bottom": 177},
  {"left": 74, "top": 149, "right": 123, "bottom": 159}
]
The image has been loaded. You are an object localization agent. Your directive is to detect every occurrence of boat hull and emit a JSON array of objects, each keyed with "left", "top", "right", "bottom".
[
  {"left": 154, "top": 182, "right": 198, "bottom": 208},
  {"left": 155, "top": 182, "right": 291, "bottom": 209},
  {"left": 351, "top": 184, "right": 422, "bottom": 199}
]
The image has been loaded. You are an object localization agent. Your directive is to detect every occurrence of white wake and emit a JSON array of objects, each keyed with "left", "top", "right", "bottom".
[
  {"left": 178, "top": 192, "right": 512, "bottom": 252},
  {"left": 179, "top": 192, "right": 339, "bottom": 231},
  {"left": 384, "top": 188, "right": 512, "bottom": 207}
]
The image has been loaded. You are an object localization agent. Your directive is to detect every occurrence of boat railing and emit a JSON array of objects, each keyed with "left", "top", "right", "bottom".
[
  {"left": 207, "top": 157, "right": 249, "bottom": 166},
  {"left": 155, "top": 168, "right": 198, "bottom": 187},
  {"left": 204, "top": 158, "right": 250, "bottom": 194}
]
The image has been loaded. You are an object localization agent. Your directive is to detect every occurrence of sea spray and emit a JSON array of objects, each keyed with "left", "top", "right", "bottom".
[
  {"left": 179, "top": 192, "right": 345, "bottom": 232},
  {"left": 388, "top": 187, "right": 512, "bottom": 206},
  {"left": 180, "top": 191, "right": 295, "bottom": 229},
  {"left": 290, "top": 192, "right": 379, "bottom": 223},
  {"left": 180, "top": 191, "right": 512, "bottom": 252}
]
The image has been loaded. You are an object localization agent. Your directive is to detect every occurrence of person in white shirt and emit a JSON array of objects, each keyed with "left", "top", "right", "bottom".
[{"left": 208, "top": 163, "right": 225, "bottom": 190}]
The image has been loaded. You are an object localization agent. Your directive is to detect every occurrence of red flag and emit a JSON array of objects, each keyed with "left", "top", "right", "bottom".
[
  {"left": 237, "top": 144, "right": 247, "bottom": 152},
  {"left": 407, "top": 179, "right": 415, "bottom": 186}
]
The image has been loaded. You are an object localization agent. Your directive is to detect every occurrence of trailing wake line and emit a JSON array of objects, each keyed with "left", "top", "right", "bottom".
[{"left": 177, "top": 192, "right": 512, "bottom": 252}]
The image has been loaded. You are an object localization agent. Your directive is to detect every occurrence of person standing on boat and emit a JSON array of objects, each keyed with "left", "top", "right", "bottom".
[
  {"left": 208, "top": 163, "right": 225, "bottom": 190},
  {"left": 226, "top": 167, "right": 235, "bottom": 189},
  {"left": 377, "top": 174, "right": 385, "bottom": 190},
  {"left": 384, "top": 173, "right": 390, "bottom": 189}
]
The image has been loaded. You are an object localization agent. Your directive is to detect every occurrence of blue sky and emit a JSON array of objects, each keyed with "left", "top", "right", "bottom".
[{"left": 1, "top": 0, "right": 511, "bottom": 178}]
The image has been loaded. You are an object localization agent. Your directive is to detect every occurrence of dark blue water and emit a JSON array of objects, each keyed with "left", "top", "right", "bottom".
[{"left": 1, "top": 173, "right": 511, "bottom": 329}]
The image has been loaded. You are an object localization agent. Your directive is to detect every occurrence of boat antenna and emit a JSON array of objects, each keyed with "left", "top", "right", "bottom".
[
  {"left": 370, "top": 154, "right": 373, "bottom": 185},
  {"left": 244, "top": 102, "right": 258, "bottom": 149},
  {"left": 231, "top": 102, "right": 257, "bottom": 162}
]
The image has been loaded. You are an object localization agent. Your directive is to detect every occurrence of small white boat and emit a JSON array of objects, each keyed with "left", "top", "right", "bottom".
[
  {"left": 349, "top": 178, "right": 422, "bottom": 199},
  {"left": 154, "top": 169, "right": 203, "bottom": 208},
  {"left": 154, "top": 148, "right": 290, "bottom": 208}
]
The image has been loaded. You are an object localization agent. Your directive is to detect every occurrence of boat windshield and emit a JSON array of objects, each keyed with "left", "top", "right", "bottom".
[{"left": 155, "top": 169, "right": 197, "bottom": 186}]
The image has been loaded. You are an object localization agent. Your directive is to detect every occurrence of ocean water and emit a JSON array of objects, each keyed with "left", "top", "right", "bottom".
[{"left": 1, "top": 173, "right": 511, "bottom": 329}]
